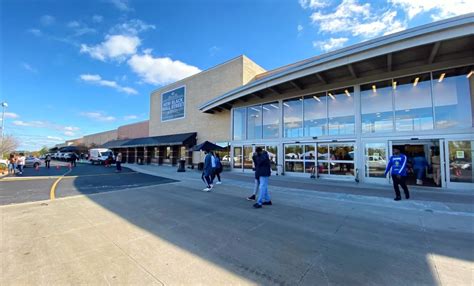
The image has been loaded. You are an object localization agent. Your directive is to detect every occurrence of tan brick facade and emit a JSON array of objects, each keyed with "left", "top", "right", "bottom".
[
  {"left": 117, "top": 121, "right": 149, "bottom": 139},
  {"left": 83, "top": 130, "right": 118, "bottom": 147}
]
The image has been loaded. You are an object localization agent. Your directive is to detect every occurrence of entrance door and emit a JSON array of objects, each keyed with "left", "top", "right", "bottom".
[
  {"left": 445, "top": 140, "right": 474, "bottom": 189},
  {"left": 390, "top": 140, "right": 443, "bottom": 188},
  {"left": 364, "top": 142, "right": 389, "bottom": 184}
]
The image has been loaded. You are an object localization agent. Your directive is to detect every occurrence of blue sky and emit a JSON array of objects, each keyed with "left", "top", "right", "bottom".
[{"left": 1, "top": 0, "right": 472, "bottom": 151}]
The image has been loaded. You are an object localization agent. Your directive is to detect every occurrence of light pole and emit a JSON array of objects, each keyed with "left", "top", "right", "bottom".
[{"left": 1, "top": 102, "right": 8, "bottom": 153}]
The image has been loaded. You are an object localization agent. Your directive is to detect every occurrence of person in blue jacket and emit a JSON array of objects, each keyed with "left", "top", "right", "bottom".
[
  {"left": 253, "top": 147, "right": 272, "bottom": 208},
  {"left": 384, "top": 148, "right": 410, "bottom": 201},
  {"left": 412, "top": 152, "right": 429, "bottom": 185},
  {"left": 201, "top": 150, "right": 213, "bottom": 192}
]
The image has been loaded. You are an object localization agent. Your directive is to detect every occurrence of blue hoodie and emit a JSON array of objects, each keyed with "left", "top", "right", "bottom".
[{"left": 384, "top": 154, "right": 408, "bottom": 177}]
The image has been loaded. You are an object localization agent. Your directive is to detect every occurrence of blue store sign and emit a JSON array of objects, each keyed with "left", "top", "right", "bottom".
[{"left": 161, "top": 86, "right": 185, "bottom": 121}]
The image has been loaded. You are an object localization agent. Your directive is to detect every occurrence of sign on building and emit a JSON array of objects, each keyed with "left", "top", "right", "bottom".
[{"left": 161, "top": 86, "right": 185, "bottom": 122}]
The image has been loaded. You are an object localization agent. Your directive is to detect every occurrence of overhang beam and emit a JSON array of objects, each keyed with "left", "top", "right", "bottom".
[
  {"left": 387, "top": 53, "right": 392, "bottom": 72},
  {"left": 348, "top": 64, "right": 357, "bottom": 78},
  {"left": 254, "top": 92, "right": 265, "bottom": 99},
  {"left": 268, "top": 86, "right": 282, "bottom": 94},
  {"left": 315, "top": 73, "right": 327, "bottom": 84},
  {"left": 289, "top": 80, "right": 304, "bottom": 90},
  {"left": 428, "top": 41, "right": 441, "bottom": 64}
]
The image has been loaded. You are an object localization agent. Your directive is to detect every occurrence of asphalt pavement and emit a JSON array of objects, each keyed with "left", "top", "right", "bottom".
[{"left": 0, "top": 161, "right": 176, "bottom": 205}]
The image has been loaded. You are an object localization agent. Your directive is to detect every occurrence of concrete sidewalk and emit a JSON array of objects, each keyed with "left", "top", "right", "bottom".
[{"left": 124, "top": 164, "right": 474, "bottom": 215}]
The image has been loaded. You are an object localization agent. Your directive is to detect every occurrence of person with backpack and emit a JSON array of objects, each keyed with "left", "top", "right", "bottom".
[
  {"left": 45, "top": 154, "right": 51, "bottom": 169},
  {"left": 201, "top": 150, "right": 213, "bottom": 192},
  {"left": 211, "top": 153, "right": 223, "bottom": 185},
  {"left": 253, "top": 147, "right": 272, "bottom": 208}
]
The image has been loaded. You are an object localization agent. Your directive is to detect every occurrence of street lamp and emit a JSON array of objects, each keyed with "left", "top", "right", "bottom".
[{"left": 1, "top": 101, "right": 8, "bottom": 149}]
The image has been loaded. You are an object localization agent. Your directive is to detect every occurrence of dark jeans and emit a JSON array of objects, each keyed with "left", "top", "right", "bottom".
[
  {"left": 201, "top": 172, "right": 212, "bottom": 188},
  {"left": 45, "top": 160, "right": 50, "bottom": 168},
  {"left": 392, "top": 175, "right": 410, "bottom": 198},
  {"left": 116, "top": 162, "right": 122, "bottom": 171},
  {"left": 211, "top": 168, "right": 221, "bottom": 183}
]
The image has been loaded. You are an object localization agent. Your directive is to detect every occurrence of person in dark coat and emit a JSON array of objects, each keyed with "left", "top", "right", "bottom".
[
  {"left": 253, "top": 147, "right": 272, "bottom": 208},
  {"left": 201, "top": 150, "right": 213, "bottom": 192},
  {"left": 70, "top": 153, "right": 78, "bottom": 167}
]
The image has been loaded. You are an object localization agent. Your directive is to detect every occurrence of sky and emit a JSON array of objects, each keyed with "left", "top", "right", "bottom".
[{"left": 1, "top": 0, "right": 472, "bottom": 151}]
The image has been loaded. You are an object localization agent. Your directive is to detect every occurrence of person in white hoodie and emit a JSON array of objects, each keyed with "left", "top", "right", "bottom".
[{"left": 17, "top": 153, "right": 26, "bottom": 175}]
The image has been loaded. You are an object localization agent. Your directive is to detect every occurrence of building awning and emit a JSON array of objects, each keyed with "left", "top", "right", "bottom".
[
  {"left": 199, "top": 14, "right": 474, "bottom": 113},
  {"left": 102, "top": 132, "right": 197, "bottom": 149}
]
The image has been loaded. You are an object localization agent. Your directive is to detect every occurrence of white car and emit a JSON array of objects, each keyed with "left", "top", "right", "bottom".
[
  {"left": 25, "top": 157, "right": 41, "bottom": 168},
  {"left": 89, "top": 148, "right": 115, "bottom": 165}
]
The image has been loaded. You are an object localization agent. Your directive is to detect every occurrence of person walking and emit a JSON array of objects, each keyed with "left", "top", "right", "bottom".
[
  {"left": 45, "top": 153, "right": 51, "bottom": 169},
  {"left": 253, "top": 147, "right": 272, "bottom": 208},
  {"left": 8, "top": 153, "right": 15, "bottom": 175},
  {"left": 247, "top": 151, "right": 260, "bottom": 201},
  {"left": 17, "top": 153, "right": 26, "bottom": 175},
  {"left": 201, "top": 150, "right": 213, "bottom": 192},
  {"left": 385, "top": 148, "right": 410, "bottom": 201},
  {"left": 211, "top": 153, "right": 223, "bottom": 185},
  {"left": 70, "top": 153, "right": 78, "bottom": 167},
  {"left": 116, "top": 152, "right": 122, "bottom": 172},
  {"left": 431, "top": 150, "right": 441, "bottom": 186},
  {"left": 412, "top": 152, "right": 428, "bottom": 185}
]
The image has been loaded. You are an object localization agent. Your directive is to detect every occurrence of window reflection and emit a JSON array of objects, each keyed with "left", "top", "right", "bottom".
[
  {"left": 284, "top": 98, "right": 303, "bottom": 138},
  {"left": 394, "top": 73, "right": 433, "bottom": 131},
  {"left": 361, "top": 80, "right": 394, "bottom": 133},
  {"left": 233, "top": 108, "right": 246, "bottom": 140},
  {"left": 247, "top": 105, "right": 262, "bottom": 139},
  {"left": 432, "top": 66, "right": 474, "bottom": 130},
  {"left": 304, "top": 93, "right": 327, "bottom": 136},
  {"left": 233, "top": 147, "right": 242, "bottom": 168},
  {"left": 328, "top": 87, "right": 355, "bottom": 135},
  {"left": 263, "top": 102, "right": 280, "bottom": 139}
]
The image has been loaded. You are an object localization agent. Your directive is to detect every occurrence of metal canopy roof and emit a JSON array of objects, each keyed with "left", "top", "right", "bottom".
[
  {"left": 102, "top": 132, "right": 197, "bottom": 149},
  {"left": 200, "top": 13, "right": 474, "bottom": 113}
]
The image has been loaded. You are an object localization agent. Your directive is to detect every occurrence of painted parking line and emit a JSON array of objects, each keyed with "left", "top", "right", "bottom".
[
  {"left": 50, "top": 169, "right": 73, "bottom": 200},
  {"left": 1, "top": 171, "right": 138, "bottom": 182}
]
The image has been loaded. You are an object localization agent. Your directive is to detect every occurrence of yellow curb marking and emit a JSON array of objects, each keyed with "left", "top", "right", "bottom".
[{"left": 2, "top": 172, "right": 138, "bottom": 182}]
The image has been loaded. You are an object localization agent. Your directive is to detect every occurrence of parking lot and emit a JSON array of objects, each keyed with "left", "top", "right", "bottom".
[{"left": 0, "top": 161, "right": 177, "bottom": 205}]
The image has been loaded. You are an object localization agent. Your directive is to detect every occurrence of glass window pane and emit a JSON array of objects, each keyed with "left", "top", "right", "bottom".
[
  {"left": 365, "top": 143, "right": 387, "bottom": 178},
  {"left": 303, "top": 144, "right": 316, "bottom": 160},
  {"left": 317, "top": 144, "right": 328, "bottom": 160},
  {"left": 233, "top": 108, "right": 246, "bottom": 140},
  {"left": 330, "top": 144, "right": 354, "bottom": 161},
  {"left": 361, "top": 80, "right": 394, "bottom": 133},
  {"left": 448, "top": 141, "right": 474, "bottom": 183},
  {"left": 284, "top": 98, "right": 303, "bottom": 138},
  {"left": 318, "top": 162, "right": 329, "bottom": 175},
  {"left": 433, "top": 66, "right": 474, "bottom": 129},
  {"left": 263, "top": 102, "right": 280, "bottom": 139},
  {"left": 285, "top": 145, "right": 303, "bottom": 160},
  {"left": 329, "top": 163, "right": 354, "bottom": 175},
  {"left": 243, "top": 146, "right": 253, "bottom": 170},
  {"left": 285, "top": 162, "right": 304, "bottom": 173},
  {"left": 304, "top": 93, "right": 327, "bottom": 136},
  {"left": 247, "top": 106, "right": 262, "bottom": 139},
  {"left": 266, "top": 145, "right": 278, "bottom": 171},
  {"left": 233, "top": 147, "right": 242, "bottom": 168},
  {"left": 394, "top": 73, "right": 433, "bottom": 131},
  {"left": 328, "top": 87, "right": 355, "bottom": 135}
]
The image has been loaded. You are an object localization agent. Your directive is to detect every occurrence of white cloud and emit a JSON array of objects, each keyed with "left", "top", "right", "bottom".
[
  {"left": 47, "top": 136, "right": 64, "bottom": 141},
  {"left": 40, "top": 15, "right": 55, "bottom": 26},
  {"left": 21, "top": 62, "right": 38, "bottom": 73},
  {"left": 92, "top": 15, "right": 103, "bottom": 23},
  {"left": 12, "top": 120, "right": 46, "bottom": 127},
  {"left": 128, "top": 52, "right": 201, "bottom": 85},
  {"left": 4, "top": 112, "right": 19, "bottom": 119},
  {"left": 313, "top": 37, "right": 349, "bottom": 52},
  {"left": 209, "top": 46, "right": 220, "bottom": 56},
  {"left": 80, "top": 34, "right": 141, "bottom": 61},
  {"left": 110, "top": 19, "right": 155, "bottom": 35},
  {"left": 124, "top": 115, "right": 138, "bottom": 120},
  {"left": 297, "top": 24, "right": 304, "bottom": 32},
  {"left": 28, "top": 28, "right": 42, "bottom": 37},
  {"left": 67, "top": 21, "right": 80, "bottom": 28},
  {"left": 389, "top": 0, "right": 474, "bottom": 20},
  {"left": 67, "top": 21, "right": 96, "bottom": 37},
  {"left": 64, "top": 126, "right": 80, "bottom": 132},
  {"left": 308, "top": 0, "right": 407, "bottom": 39},
  {"left": 108, "top": 0, "right": 130, "bottom": 11},
  {"left": 80, "top": 112, "right": 116, "bottom": 122},
  {"left": 299, "top": 0, "right": 329, "bottom": 9},
  {"left": 63, "top": 131, "right": 75, "bottom": 137},
  {"left": 79, "top": 74, "right": 138, "bottom": 95}
]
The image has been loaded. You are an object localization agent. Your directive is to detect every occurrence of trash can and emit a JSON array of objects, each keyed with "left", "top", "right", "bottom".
[{"left": 177, "top": 159, "right": 186, "bottom": 172}]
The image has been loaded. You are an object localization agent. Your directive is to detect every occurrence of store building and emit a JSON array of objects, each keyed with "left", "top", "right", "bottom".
[{"left": 199, "top": 14, "right": 474, "bottom": 190}]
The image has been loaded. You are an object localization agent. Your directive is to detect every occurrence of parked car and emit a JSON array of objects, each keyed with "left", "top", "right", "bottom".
[
  {"left": 25, "top": 157, "right": 41, "bottom": 168},
  {"left": 89, "top": 148, "right": 115, "bottom": 165}
]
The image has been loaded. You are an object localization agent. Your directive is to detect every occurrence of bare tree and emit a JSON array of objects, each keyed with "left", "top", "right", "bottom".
[{"left": 0, "top": 135, "right": 19, "bottom": 157}]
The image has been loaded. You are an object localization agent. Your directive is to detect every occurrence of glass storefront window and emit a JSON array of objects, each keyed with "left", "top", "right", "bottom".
[
  {"left": 243, "top": 146, "right": 254, "bottom": 170},
  {"left": 263, "top": 102, "right": 280, "bottom": 139},
  {"left": 247, "top": 106, "right": 262, "bottom": 140},
  {"left": 361, "top": 80, "right": 394, "bottom": 133},
  {"left": 448, "top": 141, "right": 474, "bottom": 183},
  {"left": 432, "top": 67, "right": 474, "bottom": 130},
  {"left": 365, "top": 143, "right": 387, "bottom": 178},
  {"left": 266, "top": 145, "right": 278, "bottom": 171},
  {"left": 318, "top": 143, "right": 355, "bottom": 176},
  {"left": 285, "top": 144, "right": 303, "bottom": 173},
  {"left": 394, "top": 73, "right": 433, "bottom": 132},
  {"left": 304, "top": 93, "right": 327, "bottom": 136},
  {"left": 233, "top": 108, "right": 246, "bottom": 141},
  {"left": 233, "top": 147, "right": 242, "bottom": 168},
  {"left": 215, "top": 142, "right": 230, "bottom": 168},
  {"left": 328, "top": 87, "right": 355, "bottom": 135},
  {"left": 284, "top": 98, "right": 303, "bottom": 138}
]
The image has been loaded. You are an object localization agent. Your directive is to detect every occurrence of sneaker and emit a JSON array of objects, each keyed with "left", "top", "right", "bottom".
[
  {"left": 262, "top": 201, "right": 272, "bottom": 205},
  {"left": 202, "top": 188, "right": 211, "bottom": 192},
  {"left": 216, "top": 181, "right": 222, "bottom": 185},
  {"left": 253, "top": 203, "right": 262, "bottom": 208},
  {"left": 210, "top": 184, "right": 214, "bottom": 188},
  {"left": 394, "top": 197, "right": 401, "bottom": 201},
  {"left": 246, "top": 194, "right": 256, "bottom": 201}
]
